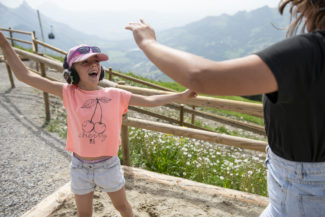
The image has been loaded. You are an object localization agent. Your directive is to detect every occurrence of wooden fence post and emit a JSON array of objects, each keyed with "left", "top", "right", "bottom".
[
  {"left": 108, "top": 67, "right": 113, "bottom": 81},
  {"left": 120, "top": 81, "right": 130, "bottom": 165},
  {"left": 39, "top": 54, "right": 51, "bottom": 122},
  {"left": 32, "top": 31, "right": 38, "bottom": 53},
  {"left": 5, "top": 27, "right": 15, "bottom": 88},
  {"left": 8, "top": 27, "right": 14, "bottom": 46},
  {"left": 180, "top": 104, "right": 184, "bottom": 126},
  {"left": 32, "top": 31, "right": 39, "bottom": 72},
  {"left": 5, "top": 63, "right": 15, "bottom": 88},
  {"left": 33, "top": 34, "right": 49, "bottom": 121},
  {"left": 191, "top": 106, "right": 196, "bottom": 124},
  {"left": 121, "top": 113, "right": 130, "bottom": 166}
]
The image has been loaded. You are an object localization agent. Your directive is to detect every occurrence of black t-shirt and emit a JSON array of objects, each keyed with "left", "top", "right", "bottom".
[{"left": 256, "top": 30, "right": 325, "bottom": 162}]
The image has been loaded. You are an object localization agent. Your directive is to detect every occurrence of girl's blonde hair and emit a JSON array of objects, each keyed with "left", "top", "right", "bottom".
[{"left": 279, "top": 0, "right": 325, "bottom": 36}]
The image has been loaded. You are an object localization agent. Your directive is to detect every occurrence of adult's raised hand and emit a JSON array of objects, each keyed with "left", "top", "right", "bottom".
[{"left": 125, "top": 19, "right": 157, "bottom": 50}]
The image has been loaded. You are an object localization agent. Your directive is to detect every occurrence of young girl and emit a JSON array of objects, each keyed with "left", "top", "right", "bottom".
[{"left": 0, "top": 33, "right": 196, "bottom": 217}]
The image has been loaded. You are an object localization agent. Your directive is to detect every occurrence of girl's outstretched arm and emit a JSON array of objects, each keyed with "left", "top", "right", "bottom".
[
  {"left": 125, "top": 19, "right": 278, "bottom": 96},
  {"left": 129, "top": 89, "right": 197, "bottom": 107},
  {"left": 0, "top": 32, "right": 64, "bottom": 98}
]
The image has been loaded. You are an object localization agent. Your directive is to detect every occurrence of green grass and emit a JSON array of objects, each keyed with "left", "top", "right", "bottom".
[
  {"left": 119, "top": 127, "right": 267, "bottom": 196},
  {"left": 14, "top": 44, "right": 33, "bottom": 52},
  {"left": 201, "top": 107, "right": 264, "bottom": 126}
]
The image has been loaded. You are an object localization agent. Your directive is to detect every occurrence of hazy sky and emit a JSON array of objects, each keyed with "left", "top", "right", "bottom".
[
  {"left": 2, "top": 0, "right": 280, "bottom": 15},
  {"left": 1, "top": 0, "right": 282, "bottom": 40}
]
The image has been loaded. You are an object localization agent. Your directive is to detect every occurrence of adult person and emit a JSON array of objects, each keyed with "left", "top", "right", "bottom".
[{"left": 125, "top": 0, "right": 325, "bottom": 216}]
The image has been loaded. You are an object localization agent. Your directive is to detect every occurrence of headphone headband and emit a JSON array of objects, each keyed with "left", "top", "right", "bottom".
[{"left": 62, "top": 55, "right": 105, "bottom": 84}]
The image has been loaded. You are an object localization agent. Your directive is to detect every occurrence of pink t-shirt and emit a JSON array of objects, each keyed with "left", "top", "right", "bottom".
[{"left": 62, "top": 84, "right": 131, "bottom": 157}]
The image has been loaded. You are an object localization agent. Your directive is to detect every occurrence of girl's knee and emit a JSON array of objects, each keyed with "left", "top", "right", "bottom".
[{"left": 114, "top": 201, "right": 132, "bottom": 212}]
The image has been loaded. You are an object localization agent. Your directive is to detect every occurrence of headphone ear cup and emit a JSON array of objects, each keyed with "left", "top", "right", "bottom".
[
  {"left": 99, "top": 66, "right": 105, "bottom": 81},
  {"left": 70, "top": 67, "right": 80, "bottom": 84},
  {"left": 63, "top": 69, "right": 72, "bottom": 84},
  {"left": 63, "top": 56, "right": 72, "bottom": 84},
  {"left": 63, "top": 55, "right": 69, "bottom": 69}
]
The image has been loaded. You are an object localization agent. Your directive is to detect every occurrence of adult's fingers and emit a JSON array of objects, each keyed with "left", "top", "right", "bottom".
[
  {"left": 124, "top": 25, "right": 134, "bottom": 31},
  {"left": 125, "top": 22, "right": 142, "bottom": 31},
  {"left": 140, "top": 19, "right": 149, "bottom": 26}
]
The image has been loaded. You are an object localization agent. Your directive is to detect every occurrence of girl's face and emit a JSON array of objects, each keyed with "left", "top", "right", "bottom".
[{"left": 74, "top": 56, "right": 101, "bottom": 90}]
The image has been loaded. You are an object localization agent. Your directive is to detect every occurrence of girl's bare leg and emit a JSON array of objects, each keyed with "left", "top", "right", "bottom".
[
  {"left": 107, "top": 187, "right": 133, "bottom": 217},
  {"left": 74, "top": 192, "right": 94, "bottom": 217}
]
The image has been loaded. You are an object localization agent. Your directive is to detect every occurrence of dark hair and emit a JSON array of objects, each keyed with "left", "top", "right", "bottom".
[
  {"left": 279, "top": 0, "right": 325, "bottom": 36},
  {"left": 63, "top": 55, "right": 105, "bottom": 84}
]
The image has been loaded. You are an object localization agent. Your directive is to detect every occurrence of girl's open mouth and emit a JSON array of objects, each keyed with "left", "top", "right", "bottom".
[{"left": 88, "top": 72, "right": 98, "bottom": 77}]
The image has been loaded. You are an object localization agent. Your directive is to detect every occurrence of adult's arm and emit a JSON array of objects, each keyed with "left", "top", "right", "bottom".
[{"left": 125, "top": 19, "right": 278, "bottom": 96}]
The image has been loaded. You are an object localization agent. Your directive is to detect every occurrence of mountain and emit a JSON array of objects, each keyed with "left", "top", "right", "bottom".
[
  {"left": 0, "top": 1, "right": 116, "bottom": 59},
  {"left": 1, "top": 2, "right": 289, "bottom": 81},
  {"left": 106, "top": 6, "right": 289, "bottom": 81},
  {"left": 161, "top": 6, "right": 287, "bottom": 59}
]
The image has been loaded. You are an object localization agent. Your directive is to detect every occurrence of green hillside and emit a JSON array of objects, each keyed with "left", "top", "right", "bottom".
[{"left": 107, "top": 6, "right": 289, "bottom": 81}]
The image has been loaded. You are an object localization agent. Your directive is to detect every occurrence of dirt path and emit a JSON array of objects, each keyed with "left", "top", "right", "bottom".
[{"left": 51, "top": 167, "right": 267, "bottom": 217}]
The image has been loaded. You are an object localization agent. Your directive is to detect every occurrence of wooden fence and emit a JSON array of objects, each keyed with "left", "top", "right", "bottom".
[{"left": 0, "top": 27, "right": 267, "bottom": 166}]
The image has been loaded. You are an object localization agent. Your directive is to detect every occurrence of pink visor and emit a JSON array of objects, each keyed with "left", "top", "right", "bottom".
[{"left": 66, "top": 44, "right": 109, "bottom": 68}]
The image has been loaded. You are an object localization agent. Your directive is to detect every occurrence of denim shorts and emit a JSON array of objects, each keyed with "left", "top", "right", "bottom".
[
  {"left": 260, "top": 147, "right": 325, "bottom": 217},
  {"left": 70, "top": 155, "right": 125, "bottom": 195}
]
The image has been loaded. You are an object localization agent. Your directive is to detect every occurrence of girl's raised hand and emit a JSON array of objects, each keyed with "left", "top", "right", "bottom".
[{"left": 125, "top": 19, "right": 157, "bottom": 49}]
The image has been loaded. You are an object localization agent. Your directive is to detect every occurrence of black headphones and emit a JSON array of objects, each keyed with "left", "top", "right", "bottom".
[{"left": 63, "top": 55, "right": 105, "bottom": 84}]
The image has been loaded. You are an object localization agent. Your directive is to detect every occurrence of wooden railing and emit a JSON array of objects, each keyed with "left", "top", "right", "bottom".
[
  {"left": 0, "top": 27, "right": 267, "bottom": 166},
  {"left": 0, "top": 27, "right": 66, "bottom": 122}
]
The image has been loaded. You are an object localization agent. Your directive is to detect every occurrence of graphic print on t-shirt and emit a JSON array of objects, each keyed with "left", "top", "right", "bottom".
[{"left": 80, "top": 97, "right": 111, "bottom": 144}]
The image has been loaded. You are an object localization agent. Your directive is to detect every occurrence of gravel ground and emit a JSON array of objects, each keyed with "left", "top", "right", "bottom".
[{"left": 0, "top": 61, "right": 71, "bottom": 217}]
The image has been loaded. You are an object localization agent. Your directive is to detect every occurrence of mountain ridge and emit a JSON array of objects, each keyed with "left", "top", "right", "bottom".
[{"left": 1, "top": 2, "right": 289, "bottom": 81}]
